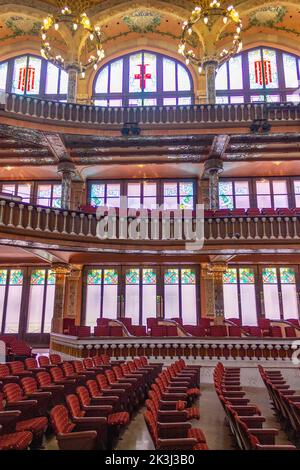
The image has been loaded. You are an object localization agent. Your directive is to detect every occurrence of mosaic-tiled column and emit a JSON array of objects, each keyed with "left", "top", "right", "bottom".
[
  {"left": 204, "top": 158, "right": 223, "bottom": 210},
  {"left": 66, "top": 64, "right": 79, "bottom": 103},
  {"left": 51, "top": 263, "right": 71, "bottom": 334},
  {"left": 203, "top": 60, "right": 218, "bottom": 104},
  {"left": 57, "top": 161, "right": 76, "bottom": 210}
]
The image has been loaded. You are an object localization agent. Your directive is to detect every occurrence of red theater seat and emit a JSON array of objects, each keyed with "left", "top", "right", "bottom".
[
  {"left": 50, "top": 405, "right": 98, "bottom": 450},
  {"left": 118, "top": 318, "right": 132, "bottom": 329},
  {"left": 130, "top": 325, "right": 147, "bottom": 336},
  {"left": 209, "top": 325, "right": 228, "bottom": 337},
  {"left": 285, "top": 327, "right": 297, "bottom": 338},
  {"left": 9, "top": 361, "right": 33, "bottom": 378},
  {"left": 0, "top": 364, "right": 19, "bottom": 386},
  {"left": 147, "top": 318, "right": 159, "bottom": 331},
  {"left": 49, "top": 354, "right": 63, "bottom": 365},
  {"left": 269, "top": 326, "right": 283, "bottom": 338},
  {"left": 110, "top": 326, "right": 123, "bottom": 337},
  {"left": 96, "top": 318, "right": 110, "bottom": 326},
  {"left": 151, "top": 326, "right": 167, "bottom": 337},
  {"left": 166, "top": 326, "right": 178, "bottom": 336},
  {"left": 228, "top": 326, "right": 242, "bottom": 337},
  {"left": 0, "top": 427, "right": 33, "bottom": 450},
  {"left": 246, "top": 208, "right": 261, "bottom": 217},
  {"left": 94, "top": 326, "right": 110, "bottom": 336}
]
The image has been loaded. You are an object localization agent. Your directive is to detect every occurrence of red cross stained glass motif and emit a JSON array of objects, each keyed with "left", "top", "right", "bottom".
[
  {"left": 18, "top": 66, "right": 35, "bottom": 92},
  {"left": 254, "top": 60, "right": 272, "bottom": 86},
  {"left": 134, "top": 64, "right": 152, "bottom": 90}
]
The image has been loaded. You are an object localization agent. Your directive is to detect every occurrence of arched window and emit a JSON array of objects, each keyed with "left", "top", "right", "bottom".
[
  {"left": 93, "top": 50, "right": 194, "bottom": 107},
  {"left": 0, "top": 54, "right": 68, "bottom": 101},
  {"left": 216, "top": 47, "right": 300, "bottom": 103}
]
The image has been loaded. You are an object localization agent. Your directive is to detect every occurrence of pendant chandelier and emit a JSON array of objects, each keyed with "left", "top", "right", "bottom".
[
  {"left": 40, "top": 1, "right": 104, "bottom": 74},
  {"left": 178, "top": 0, "right": 242, "bottom": 73}
]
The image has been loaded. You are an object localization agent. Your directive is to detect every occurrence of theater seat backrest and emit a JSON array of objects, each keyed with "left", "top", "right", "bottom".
[
  {"left": 83, "top": 358, "right": 94, "bottom": 369},
  {"left": 62, "top": 362, "right": 75, "bottom": 376},
  {"left": 51, "top": 405, "right": 75, "bottom": 434},
  {"left": 76, "top": 386, "right": 91, "bottom": 407},
  {"left": 151, "top": 326, "right": 166, "bottom": 337},
  {"left": 21, "top": 377, "right": 38, "bottom": 395},
  {"left": 94, "top": 326, "right": 110, "bottom": 336},
  {"left": 25, "top": 358, "right": 38, "bottom": 369},
  {"left": 96, "top": 374, "right": 109, "bottom": 390},
  {"left": 93, "top": 356, "right": 103, "bottom": 367},
  {"left": 86, "top": 380, "right": 101, "bottom": 398},
  {"left": 37, "top": 371, "right": 52, "bottom": 387},
  {"left": 50, "top": 354, "right": 62, "bottom": 365},
  {"left": 9, "top": 361, "right": 25, "bottom": 374},
  {"left": 38, "top": 356, "right": 50, "bottom": 367},
  {"left": 100, "top": 354, "right": 110, "bottom": 366},
  {"left": 210, "top": 325, "right": 227, "bottom": 337},
  {"left": 3, "top": 382, "right": 23, "bottom": 402},
  {"left": 0, "top": 364, "right": 11, "bottom": 378},
  {"left": 166, "top": 326, "right": 178, "bottom": 337},
  {"left": 144, "top": 410, "right": 157, "bottom": 445},
  {"left": 73, "top": 360, "right": 85, "bottom": 373},
  {"left": 285, "top": 327, "right": 296, "bottom": 338},
  {"left": 51, "top": 367, "right": 64, "bottom": 381},
  {"left": 66, "top": 394, "right": 85, "bottom": 418},
  {"left": 105, "top": 370, "right": 117, "bottom": 385},
  {"left": 109, "top": 326, "right": 123, "bottom": 337}
]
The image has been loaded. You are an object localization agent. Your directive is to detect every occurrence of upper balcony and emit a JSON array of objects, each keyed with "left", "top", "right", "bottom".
[
  {"left": 2, "top": 94, "right": 300, "bottom": 134},
  {"left": 0, "top": 198, "right": 299, "bottom": 255}
]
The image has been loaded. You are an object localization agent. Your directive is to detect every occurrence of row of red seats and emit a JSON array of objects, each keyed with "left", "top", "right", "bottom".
[
  {"left": 144, "top": 359, "right": 207, "bottom": 450},
  {"left": 259, "top": 366, "right": 300, "bottom": 446},
  {"left": 0, "top": 353, "right": 162, "bottom": 450},
  {"left": 214, "top": 363, "right": 296, "bottom": 450},
  {"left": 0, "top": 336, "right": 32, "bottom": 360}
]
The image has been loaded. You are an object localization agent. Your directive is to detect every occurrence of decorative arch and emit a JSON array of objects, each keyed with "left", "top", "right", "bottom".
[
  {"left": 215, "top": 45, "right": 300, "bottom": 103},
  {"left": 92, "top": 49, "right": 194, "bottom": 107}
]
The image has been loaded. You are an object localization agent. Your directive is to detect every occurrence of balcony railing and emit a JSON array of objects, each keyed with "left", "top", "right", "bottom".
[
  {"left": 3, "top": 94, "right": 300, "bottom": 128},
  {"left": 0, "top": 199, "right": 300, "bottom": 251}
]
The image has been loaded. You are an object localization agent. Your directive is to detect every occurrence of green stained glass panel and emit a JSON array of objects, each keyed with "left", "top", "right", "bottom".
[
  {"left": 10, "top": 269, "right": 23, "bottom": 286},
  {"left": 126, "top": 269, "right": 139, "bottom": 285},
  {"left": 104, "top": 269, "right": 118, "bottom": 285},
  {"left": 142, "top": 269, "right": 156, "bottom": 285},
  {"left": 0, "top": 270, "right": 7, "bottom": 285},
  {"left": 280, "top": 268, "right": 295, "bottom": 284},
  {"left": 239, "top": 268, "right": 255, "bottom": 284},
  {"left": 47, "top": 271, "right": 56, "bottom": 285},
  {"left": 219, "top": 195, "right": 234, "bottom": 209},
  {"left": 262, "top": 268, "right": 277, "bottom": 284},
  {"left": 180, "top": 196, "right": 193, "bottom": 209},
  {"left": 223, "top": 268, "right": 237, "bottom": 284},
  {"left": 164, "top": 269, "right": 179, "bottom": 285},
  {"left": 31, "top": 269, "right": 46, "bottom": 285},
  {"left": 87, "top": 269, "right": 102, "bottom": 285},
  {"left": 181, "top": 269, "right": 196, "bottom": 285},
  {"left": 219, "top": 182, "right": 233, "bottom": 195}
]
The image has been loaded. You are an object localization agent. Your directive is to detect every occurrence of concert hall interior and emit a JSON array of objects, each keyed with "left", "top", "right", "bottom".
[{"left": 0, "top": 0, "right": 299, "bottom": 452}]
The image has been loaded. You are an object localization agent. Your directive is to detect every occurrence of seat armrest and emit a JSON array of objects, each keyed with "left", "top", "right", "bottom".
[
  {"left": 158, "top": 400, "right": 179, "bottom": 410},
  {"left": 240, "top": 416, "right": 266, "bottom": 428},
  {"left": 157, "top": 437, "right": 197, "bottom": 451},
  {"left": 0, "top": 410, "right": 21, "bottom": 430},
  {"left": 41, "top": 384, "right": 65, "bottom": 391},
  {"left": 162, "top": 392, "right": 187, "bottom": 401},
  {"left": 166, "top": 386, "right": 188, "bottom": 393},
  {"left": 255, "top": 444, "right": 296, "bottom": 451},
  {"left": 57, "top": 431, "right": 97, "bottom": 451},
  {"left": 250, "top": 428, "right": 278, "bottom": 445},
  {"left": 83, "top": 404, "right": 113, "bottom": 417},
  {"left": 227, "top": 398, "right": 250, "bottom": 405},
  {"left": 157, "top": 421, "right": 191, "bottom": 439},
  {"left": 91, "top": 396, "right": 119, "bottom": 406},
  {"left": 157, "top": 410, "right": 187, "bottom": 423},
  {"left": 232, "top": 405, "right": 261, "bottom": 416}
]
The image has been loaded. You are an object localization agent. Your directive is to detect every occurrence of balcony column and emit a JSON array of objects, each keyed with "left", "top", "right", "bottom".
[
  {"left": 51, "top": 263, "right": 71, "bottom": 334},
  {"left": 57, "top": 161, "right": 76, "bottom": 210},
  {"left": 64, "top": 265, "right": 83, "bottom": 325},
  {"left": 204, "top": 158, "right": 223, "bottom": 210},
  {"left": 66, "top": 64, "right": 80, "bottom": 103},
  {"left": 211, "top": 264, "right": 227, "bottom": 325},
  {"left": 203, "top": 60, "right": 218, "bottom": 104}
]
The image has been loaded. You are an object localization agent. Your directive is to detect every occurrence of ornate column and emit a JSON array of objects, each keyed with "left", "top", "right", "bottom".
[
  {"left": 64, "top": 265, "right": 83, "bottom": 325},
  {"left": 66, "top": 64, "right": 80, "bottom": 103},
  {"left": 204, "top": 158, "right": 223, "bottom": 210},
  {"left": 51, "top": 263, "right": 71, "bottom": 334},
  {"left": 203, "top": 60, "right": 218, "bottom": 104},
  {"left": 57, "top": 161, "right": 76, "bottom": 210},
  {"left": 202, "top": 263, "right": 227, "bottom": 324}
]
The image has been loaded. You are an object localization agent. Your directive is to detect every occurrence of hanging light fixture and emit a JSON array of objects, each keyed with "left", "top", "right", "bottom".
[
  {"left": 40, "top": 1, "right": 105, "bottom": 75},
  {"left": 178, "top": 0, "right": 243, "bottom": 73}
]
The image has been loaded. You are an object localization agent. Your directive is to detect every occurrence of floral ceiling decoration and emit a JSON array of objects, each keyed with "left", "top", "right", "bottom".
[
  {"left": 248, "top": 5, "right": 287, "bottom": 27},
  {"left": 0, "top": 16, "right": 41, "bottom": 41},
  {"left": 123, "top": 10, "right": 161, "bottom": 33}
]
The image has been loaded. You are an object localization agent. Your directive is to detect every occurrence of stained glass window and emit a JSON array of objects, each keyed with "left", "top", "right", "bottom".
[
  {"left": 163, "top": 181, "right": 194, "bottom": 210},
  {"left": 0, "top": 270, "right": 7, "bottom": 285},
  {"left": 181, "top": 269, "right": 196, "bottom": 285},
  {"left": 239, "top": 268, "right": 255, "bottom": 284},
  {"left": 31, "top": 269, "right": 46, "bottom": 285},
  {"left": 280, "top": 267, "right": 295, "bottom": 284},
  {"left": 294, "top": 180, "right": 300, "bottom": 207},
  {"left": 2, "top": 54, "right": 67, "bottom": 100},
  {"left": 87, "top": 269, "right": 102, "bottom": 285},
  {"left": 10, "top": 269, "right": 23, "bottom": 285},
  {"left": 262, "top": 268, "right": 277, "bottom": 284},
  {"left": 219, "top": 180, "right": 250, "bottom": 210},
  {"left": 94, "top": 50, "right": 193, "bottom": 107},
  {"left": 142, "top": 269, "right": 156, "bottom": 285},
  {"left": 47, "top": 271, "right": 56, "bottom": 285},
  {"left": 0, "top": 62, "right": 8, "bottom": 91},
  {"left": 216, "top": 47, "right": 300, "bottom": 103},
  {"left": 126, "top": 269, "right": 140, "bottom": 284},
  {"left": 104, "top": 269, "right": 118, "bottom": 285},
  {"left": 223, "top": 269, "right": 237, "bottom": 284},
  {"left": 164, "top": 269, "right": 179, "bottom": 285},
  {"left": 37, "top": 183, "right": 62, "bottom": 208}
]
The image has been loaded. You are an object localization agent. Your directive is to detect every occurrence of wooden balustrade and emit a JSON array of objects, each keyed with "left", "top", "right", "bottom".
[
  {"left": 0, "top": 199, "right": 299, "bottom": 251},
  {"left": 4, "top": 94, "right": 300, "bottom": 128}
]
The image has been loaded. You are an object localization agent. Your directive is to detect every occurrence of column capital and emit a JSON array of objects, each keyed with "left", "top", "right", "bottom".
[
  {"left": 201, "top": 262, "right": 227, "bottom": 281},
  {"left": 204, "top": 158, "right": 223, "bottom": 176},
  {"left": 51, "top": 262, "right": 72, "bottom": 276},
  {"left": 57, "top": 160, "right": 76, "bottom": 177}
]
